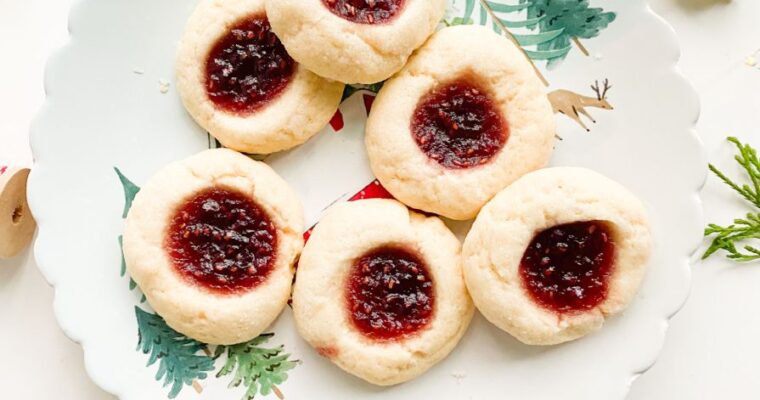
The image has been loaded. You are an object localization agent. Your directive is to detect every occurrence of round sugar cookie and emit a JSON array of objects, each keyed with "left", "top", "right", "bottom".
[
  {"left": 265, "top": 0, "right": 446, "bottom": 84},
  {"left": 365, "top": 25, "right": 556, "bottom": 220},
  {"left": 293, "top": 199, "right": 473, "bottom": 385},
  {"left": 123, "top": 149, "right": 304, "bottom": 345},
  {"left": 462, "top": 167, "right": 652, "bottom": 345},
  {"left": 176, "top": 0, "right": 344, "bottom": 154}
]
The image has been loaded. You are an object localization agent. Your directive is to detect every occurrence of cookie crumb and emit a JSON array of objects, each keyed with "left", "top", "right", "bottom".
[
  {"left": 451, "top": 371, "right": 467, "bottom": 382},
  {"left": 159, "top": 79, "right": 171, "bottom": 94}
]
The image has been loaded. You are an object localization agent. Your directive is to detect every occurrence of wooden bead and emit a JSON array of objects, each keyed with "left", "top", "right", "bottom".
[{"left": 0, "top": 167, "right": 36, "bottom": 258}]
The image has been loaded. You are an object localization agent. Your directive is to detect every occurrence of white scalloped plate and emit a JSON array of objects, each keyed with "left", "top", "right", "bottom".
[{"left": 28, "top": 0, "right": 705, "bottom": 399}]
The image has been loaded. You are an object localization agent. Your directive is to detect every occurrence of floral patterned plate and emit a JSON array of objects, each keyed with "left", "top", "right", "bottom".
[{"left": 28, "top": 0, "right": 705, "bottom": 399}]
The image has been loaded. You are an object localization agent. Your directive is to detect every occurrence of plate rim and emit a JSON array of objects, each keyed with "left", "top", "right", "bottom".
[{"left": 26, "top": 1, "right": 707, "bottom": 398}]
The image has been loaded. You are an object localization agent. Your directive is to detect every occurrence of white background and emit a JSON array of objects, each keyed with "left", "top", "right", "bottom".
[{"left": 0, "top": 0, "right": 758, "bottom": 398}]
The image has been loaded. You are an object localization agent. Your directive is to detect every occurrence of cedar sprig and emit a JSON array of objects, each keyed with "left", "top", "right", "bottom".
[{"left": 704, "top": 137, "right": 760, "bottom": 261}]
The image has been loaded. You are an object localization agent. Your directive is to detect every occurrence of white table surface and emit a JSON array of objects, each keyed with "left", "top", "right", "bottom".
[{"left": 1, "top": 0, "right": 758, "bottom": 398}]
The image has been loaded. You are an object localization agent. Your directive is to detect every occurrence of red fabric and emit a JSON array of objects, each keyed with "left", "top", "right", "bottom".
[
  {"left": 302, "top": 180, "right": 394, "bottom": 243},
  {"left": 329, "top": 110, "right": 345, "bottom": 131},
  {"left": 362, "top": 94, "right": 375, "bottom": 115}
]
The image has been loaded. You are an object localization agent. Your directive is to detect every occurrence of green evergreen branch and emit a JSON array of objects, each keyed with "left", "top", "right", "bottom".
[
  {"left": 215, "top": 333, "right": 299, "bottom": 400},
  {"left": 708, "top": 137, "right": 760, "bottom": 208},
  {"left": 704, "top": 137, "right": 760, "bottom": 262},
  {"left": 135, "top": 307, "right": 216, "bottom": 399}
]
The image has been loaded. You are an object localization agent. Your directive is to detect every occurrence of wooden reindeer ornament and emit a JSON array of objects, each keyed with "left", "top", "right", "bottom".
[
  {"left": 0, "top": 166, "right": 36, "bottom": 258},
  {"left": 548, "top": 79, "right": 614, "bottom": 132}
]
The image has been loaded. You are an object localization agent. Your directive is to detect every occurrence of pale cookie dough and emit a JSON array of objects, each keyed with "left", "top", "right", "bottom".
[
  {"left": 176, "top": 0, "right": 344, "bottom": 154},
  {"left": 123, "top": 149, "right": 304, "bottom": 345},
  {"left": 265, "top": 0, "right": 446, "bottom": 84},
  {"left": 293, "top": 199, "right": 474, "bottom": 385},
  {"left": 365, "top": 25, "right": 556, "bottom": 220},
  {"left": 462, "top": 168, "right": 652, "bottom": 345}
]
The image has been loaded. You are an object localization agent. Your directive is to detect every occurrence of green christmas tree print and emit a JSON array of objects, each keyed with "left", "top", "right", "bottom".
[
  {"left": 215, "top": 333, "right": 299, "bottom": 400},
  {"left": 115, "top": 166, "right": 140, "bottom": 218},
  {"left": 520, "top": 0, "right": 616, "bottom": 68},
  {"left": 135, "top": 307, "right": 216, "bottom": 399},
  {"left": 452, "top": 0, "right": 616, "bottom": 70},
  {"left": 115, "top": 167, "right": 145, "bottom": 301}
]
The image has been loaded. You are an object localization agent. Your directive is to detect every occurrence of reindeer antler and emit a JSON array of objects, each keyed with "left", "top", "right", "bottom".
[
  {"left": 591, "top": 80, "right": 602, "bottom": 100},
  {"left": 601, "top": 78, "right": 612, "bottom": 99},
  {"left": 591, "top": 79, "right": 613, "bottom": 100}
]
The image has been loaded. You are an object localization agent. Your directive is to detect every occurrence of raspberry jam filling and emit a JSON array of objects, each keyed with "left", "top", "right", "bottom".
[
  {"left": 322, "top": 0, "right": 404, "bottom": 24},
  {"left": 411, "top": 79, "right": 508, "bottom": 169},
  {"left": 346, "top": 246, "right": 434, "bottom": 341},
  {"left": 519, "top": 221, "right": 616, "bottom": 314},
  {"left": 165, "top": 186, "right": 278, "bottom": 294},
  {"left": 205, "top": 16, "right": 295, "bottom": 114}
]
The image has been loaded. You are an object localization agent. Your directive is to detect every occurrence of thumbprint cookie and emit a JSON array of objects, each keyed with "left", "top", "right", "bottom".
[
  {"left": 265, "top": 0, "right": 446, "bottom": 84},
  {"left": 123, "top": 149, "right": 304, "bottom": 345},
  {"left": 365, "top": 25, "right": 556, "bottom": 220},
  {"left": 293, "top": 199, "right": 473, "bottom": 385},
  {"left": 462, "top": 168, "right": 651, "bottom": 345},
  {"left": 176, "top": 0, "right": 344, "bottom": 154}
]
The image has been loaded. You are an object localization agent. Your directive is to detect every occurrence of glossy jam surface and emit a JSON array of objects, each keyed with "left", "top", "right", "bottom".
[
  {"left": 411, "top": 79, "right": 508, "bottom": 169},
  {"left": 322, "top": 0, "right": 404, "bottom": 24},
  {"left": 519, "top": 221, "right": 615, "bottom": 314},
  {"left": 205, "top": 16, "right": 295, "bottom": 114},
  {"left": 346, "top": 246, "right": 434, "bottom": 341},
  {"left": 165, "top": 187, "right": 278, "bottom": 294}
]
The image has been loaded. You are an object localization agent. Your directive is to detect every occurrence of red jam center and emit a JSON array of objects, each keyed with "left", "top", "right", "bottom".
[
  {"left": 411, "top": 79, "right": 508, "bottom": 169},
  {"left": 519, "top": 221, "right": 615, "bottom": 314},
  {"left": 346, "top": 246, "right": 434, "bottom": 341},
  {"left": 165, "top": 187, "right": 278, "bottom": 294},
  {"left": 205, "top": 16, "right": 295, "bottom": 114},
  {"left": 321, "top": 0, "right": 404, "bottom": 24}
]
